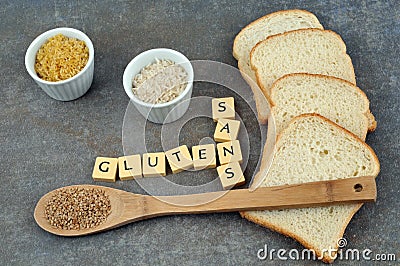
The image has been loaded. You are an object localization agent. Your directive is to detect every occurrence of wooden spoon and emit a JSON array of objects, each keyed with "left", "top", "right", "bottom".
[{"left": 34, "top": 176, "right": 376, "bottom": 236}]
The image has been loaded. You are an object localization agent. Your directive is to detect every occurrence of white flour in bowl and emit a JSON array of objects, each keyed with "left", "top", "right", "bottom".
[{"left": 132, "top": 58, "right": 188, "bottom": 104}]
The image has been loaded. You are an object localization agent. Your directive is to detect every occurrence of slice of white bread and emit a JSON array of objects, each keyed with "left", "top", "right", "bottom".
[
  {"left": 233, "top": 10, "right": 323, "bottom": 123},
  {"left": 241, "top": 114, "right": 380, "bottom": 263},
  {"left": 250, "top": 28, "right": 356, "bottom": 98},
  {"left": 270, "top": 73, "right": 376, "bottom": 138},
  {"left": 233, "top": 9, "right": 323, "bottom": 78}
]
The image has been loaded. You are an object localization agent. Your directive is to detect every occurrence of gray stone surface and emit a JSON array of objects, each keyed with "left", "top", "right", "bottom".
[{"left": 1, "top": 1, "right": 399, "bottom": 265}]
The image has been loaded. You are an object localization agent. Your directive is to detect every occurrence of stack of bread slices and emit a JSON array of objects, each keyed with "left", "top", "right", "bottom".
[{"left": 233, "top": 10, "right": 380, "bottom": 263}]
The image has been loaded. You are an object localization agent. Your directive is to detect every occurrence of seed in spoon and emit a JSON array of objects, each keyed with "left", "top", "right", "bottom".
[{"left": 44, "top": 187, "right": 112, "bottom": 230}]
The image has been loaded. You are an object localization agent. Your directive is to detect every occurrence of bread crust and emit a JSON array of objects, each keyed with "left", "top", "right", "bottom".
[
  {"left": 241, "top": 114, "right": 380, "bottom": 263},
  {"left": 366, "top": 112, "right": 377, "bottom": 131},
  {"left": 233, "top": 9, "right": 323, "bottom": 60}
]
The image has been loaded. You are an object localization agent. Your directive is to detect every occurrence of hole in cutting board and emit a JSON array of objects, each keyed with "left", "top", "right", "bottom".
[{"left": 354, "top": 183, "right": 363, "bottom": 192}]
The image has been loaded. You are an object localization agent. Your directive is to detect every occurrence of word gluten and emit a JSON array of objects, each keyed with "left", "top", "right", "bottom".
[{"left": 93, "top": 97, "right": 245, "bottom": 190}]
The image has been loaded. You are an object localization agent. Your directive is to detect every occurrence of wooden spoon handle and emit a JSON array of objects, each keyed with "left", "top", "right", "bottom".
[{"left": 146, "top": 176, "right": 376, "bottom": 216}]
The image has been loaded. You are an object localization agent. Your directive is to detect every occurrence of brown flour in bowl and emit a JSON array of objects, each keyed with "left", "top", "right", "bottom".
[{"left": 35, "top": 34, "right": 89, "bottom": 82}]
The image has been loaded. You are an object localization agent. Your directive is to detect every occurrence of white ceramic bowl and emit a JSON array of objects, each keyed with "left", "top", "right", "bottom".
[
  {"left": 25, "top": 27, "right": 94, "bottom": 101},
  {"left": 123, "top": 48, "right": 194, "bottom": 124}
]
